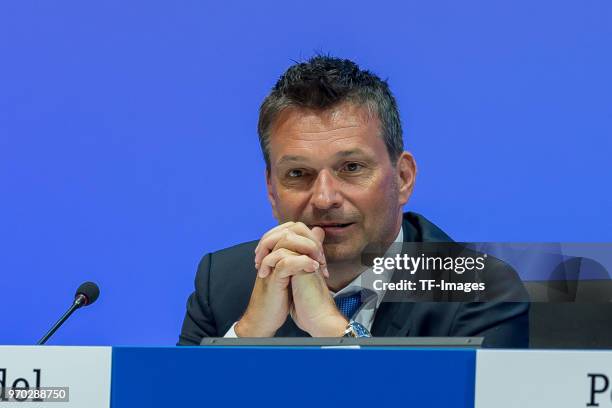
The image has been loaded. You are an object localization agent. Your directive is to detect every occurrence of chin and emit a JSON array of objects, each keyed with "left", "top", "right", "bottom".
[{"left": 323, "top": 242, "right": 363, "bottom": 264}]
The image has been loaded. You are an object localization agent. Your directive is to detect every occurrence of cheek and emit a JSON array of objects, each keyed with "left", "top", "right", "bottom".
[
  {"left": 349, "top": 173, "right": 397, "bottom": 209},
  {"left": 275, "top": 190, "right": 310, "bottom": 219},
  {"left": 350, "top": 176, "right": 399, "bottom": 228}
]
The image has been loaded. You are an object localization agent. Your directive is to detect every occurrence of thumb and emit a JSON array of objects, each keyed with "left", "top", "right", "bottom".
[
  {"left": 311, "top": 226, "right": 329, "bottom": 278},
  {"left": 311, "top": 226, "right": 325, "bottom": 244}
]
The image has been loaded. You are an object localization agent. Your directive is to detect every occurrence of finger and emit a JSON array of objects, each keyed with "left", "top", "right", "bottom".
[
  {"left": 310, "top": 226, "right": 329, "bottom": 278},
  {"left": 274, "top": 255, "right": 320, "bottom": 280},
  {"left": 283, "top": 222, "right": 325, "bottom": 260},
  {"left": 255, "top": 222, "right": 325, "bottom": 267},
  {"left": 287, "top": 222, "right": 324, "bottom": 247},
  {"left": 320, "top": 264, "right": 329, "bottom": 279},
  {"left": 311, "top": 226, "right": 325, "bottom": 244},
  {"left": 255, "top": 222, "right": 295, "bottom": 254},
  {"left": 258, "top": 248, "right": 297, "bottom": 278},
  {"left": 272, "top": 230, "right": 325, "bottom": 266},
  {"left": 254, "top": 225, "right": 296, "bottom": 267}
]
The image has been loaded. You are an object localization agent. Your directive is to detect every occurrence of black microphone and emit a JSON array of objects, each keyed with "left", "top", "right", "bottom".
[{"left": 37, "top": 281, "right": 100, "bottom": 345}]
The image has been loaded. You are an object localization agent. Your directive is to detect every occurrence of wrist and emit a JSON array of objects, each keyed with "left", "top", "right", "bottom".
[
  {"left": 235, "top": 314, "right": 276, "bottom": 337},
  {"left": 309, "top": 313, "right": 349, "bottom": 337}
]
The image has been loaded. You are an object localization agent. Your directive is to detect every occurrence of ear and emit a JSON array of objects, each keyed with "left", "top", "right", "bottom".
[
  {"left": 265, "top": 168, "right": 280, "bottom": 220},
  {"left": 396, "top": 151, "right": 417, "bottom": 206}
]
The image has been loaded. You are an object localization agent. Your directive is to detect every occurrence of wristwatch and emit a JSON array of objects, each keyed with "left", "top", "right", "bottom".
[{"left": 342, "top": 320, "right": 372, "bottom": 338}]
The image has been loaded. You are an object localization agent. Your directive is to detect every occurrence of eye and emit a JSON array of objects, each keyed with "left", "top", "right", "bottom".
[
  {"left": 287, "top": 169, "right": 304, "bottom": 178},
  {"left": 342, "top": 162, "right": 363, "bottom": 172}
]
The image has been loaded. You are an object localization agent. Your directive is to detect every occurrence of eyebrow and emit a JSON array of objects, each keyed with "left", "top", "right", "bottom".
[{"left": 276, "top": 149, "right": 369, "bottom": 166}]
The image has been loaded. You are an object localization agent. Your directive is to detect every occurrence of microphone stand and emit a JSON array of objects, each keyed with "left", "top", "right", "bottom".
[{"left": 37, "top": 294, "right": 87, "bottom": 345}]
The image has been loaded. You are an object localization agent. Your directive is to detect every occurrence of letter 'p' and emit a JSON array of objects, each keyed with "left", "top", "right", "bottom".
[{"left": 587, "top": 373, "right": 609, "bottom": 407}]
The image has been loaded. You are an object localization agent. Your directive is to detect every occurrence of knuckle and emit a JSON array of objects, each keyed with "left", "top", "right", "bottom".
[
  {"left": 257, "top": 236, "right": 271, "bottom": 247},
  {"left": 300, "top": 255, "right": 314, "bottom": 265},
  {"left": 260, "top": 254, "right": 275, "bottom": 267},
  {"left": 280, "top": 253, "right": 304, "bottom": 270},
  {"left": 293, "top": 221, "right": 308, "bottom": 231},
  {"left": 278, "top": 248, "right": 293, "bottom": 257},
  {"left": 275, "top": 258, "right": 287, "bottom": 270},
  {"left": 279, "top": 231, "right": 295, "bottom": 247}
]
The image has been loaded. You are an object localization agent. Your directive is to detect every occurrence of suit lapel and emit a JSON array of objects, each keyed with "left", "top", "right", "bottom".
[
  {"left": 371, "top": 301, "right": 415, "bottom": 336},
  {"left": 370, "top": 214, "right": 424, "bottom": 337}
]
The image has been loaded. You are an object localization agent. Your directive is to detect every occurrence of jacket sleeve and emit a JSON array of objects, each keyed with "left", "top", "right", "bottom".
[{"left": 177, "top": 253, "right": 218, "bottom": 345}]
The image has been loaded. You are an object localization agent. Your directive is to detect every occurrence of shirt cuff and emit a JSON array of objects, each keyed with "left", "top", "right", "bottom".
[{"left": 224, "top": 321, "right": 239, "bottom": 338}]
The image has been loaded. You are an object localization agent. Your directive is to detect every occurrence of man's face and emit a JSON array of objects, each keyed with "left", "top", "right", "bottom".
[{"left": 266, "top": 102, "right": 415, "bottom": 264}]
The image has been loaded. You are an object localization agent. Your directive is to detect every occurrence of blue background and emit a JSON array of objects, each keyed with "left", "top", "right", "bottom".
[{"left": 1, "top": 0, "right": 610, "bottom": 345}]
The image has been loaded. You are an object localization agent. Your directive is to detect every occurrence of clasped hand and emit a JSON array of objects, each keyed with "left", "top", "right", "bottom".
[{"left": 234, "top": 222, "right": 347, "bottom": 337}]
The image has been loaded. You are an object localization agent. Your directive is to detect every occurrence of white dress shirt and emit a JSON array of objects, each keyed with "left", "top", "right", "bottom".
[{"left": 225, "top": 227, "right": 403, "bottom": 337}]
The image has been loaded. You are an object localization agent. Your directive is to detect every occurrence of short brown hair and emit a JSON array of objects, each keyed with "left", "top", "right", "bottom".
[{"left": 258, "top": 55, "right": 404, "bottom": 169}]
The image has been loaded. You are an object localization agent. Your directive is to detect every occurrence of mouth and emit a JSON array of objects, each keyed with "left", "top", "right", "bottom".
[{"left": 309, "top": 222, "right": 356, "bottom": 235}]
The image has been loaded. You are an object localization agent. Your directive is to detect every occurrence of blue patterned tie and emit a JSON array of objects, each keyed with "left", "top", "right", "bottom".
[{"left": 334, "top": 292, "right": 363, "bottom": 319}]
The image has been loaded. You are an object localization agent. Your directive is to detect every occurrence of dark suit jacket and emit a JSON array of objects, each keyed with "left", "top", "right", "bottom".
[{"left": 179, "top": 212, "right": 529, "bottom": 347}]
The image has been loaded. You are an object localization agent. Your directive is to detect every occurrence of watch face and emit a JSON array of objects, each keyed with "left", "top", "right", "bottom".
[{"left": 346, "top": 321, "right": 372, "bottom": 338}]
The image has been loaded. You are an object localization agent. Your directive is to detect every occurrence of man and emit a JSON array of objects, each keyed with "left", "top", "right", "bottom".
[{"left": 179, "top": 55, "right": 529, "bottom": 346}]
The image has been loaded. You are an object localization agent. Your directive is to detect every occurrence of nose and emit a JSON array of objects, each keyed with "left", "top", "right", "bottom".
[{"left": 310, "top": 169, "right": 343, "bottom": 210}]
